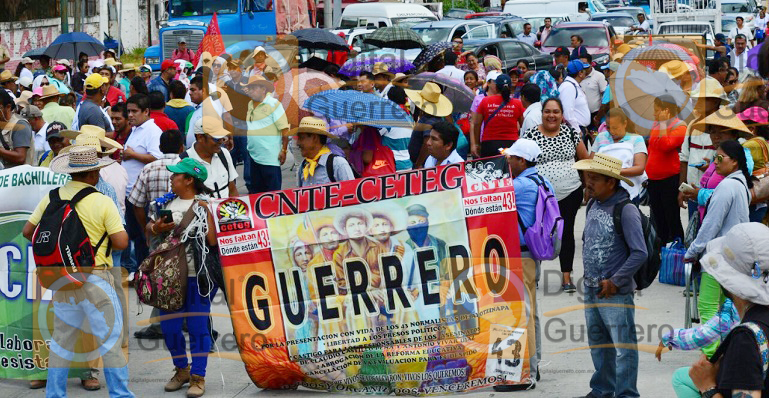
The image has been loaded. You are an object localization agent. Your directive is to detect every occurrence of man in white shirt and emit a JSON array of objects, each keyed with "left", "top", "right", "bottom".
[
  {"left": 184, "top": 116, "right": 239, "bottom": 198},
  {"left": 22, "top": 105, "right": 49, "bottom": 154},
  {"left": 728, "top": 16, "right": 755, "bottom": 47},
  {"left": 756, "top": 8, "right": 768, "bottom": 43},
  {"left": 520, "top": 83, "right": 543, "bottom": 133},
  {"left": 437, "top": 51, "right": 466, "bottom": 82},
  {"left": 729, "top": 34, "right": 749, "bottom": 72},
  {"left": 185, "top": 75, "right": 232, "bottom": 148},
  {"left": 629, "top": 13, "right": 650, "bottom": 34},
  {"left": 559, "top": 60, "right": 592, "bottom": 131},
  {"left": 579, "top": 54, "right": 608, "bottom": 127},
  {"left": 424, "top": 121, "right": 464, "bottom": 167},
  {"left": 517, "top": 23, "right": 538, "bottom": 47}
]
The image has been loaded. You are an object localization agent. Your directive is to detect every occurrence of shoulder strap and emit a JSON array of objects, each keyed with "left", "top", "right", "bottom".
[
  {"left": 741, "top": 322, "right": 769, "bottom": 380},
  {"left": 612, "top": 199, "right": 631, "bottom": 239},
  {"left": 49, "top": 187, "right": 62, "bottom": 203},
  {"left": 70, "top": 187, "right": 99, "bottom": 205},
  {"left": 173, "top": 202, "right": 198, "bottom": 236},
  {"left": 485, "top": 98, "right": 510, "bottom": 126},
  {"left": 217, "top": 150, "right": 230, "bottom": 182},
  {"left": 566, "top": 79, "right": 579, "bottom": 99},
  {"left": 326, "top": 153, "right": 337, "bottom": 183}
]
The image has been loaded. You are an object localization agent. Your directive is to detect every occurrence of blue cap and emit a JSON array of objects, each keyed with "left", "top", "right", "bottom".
[
  {"left": 567, "top": 60, "right": 590, "bottom": 75},
  {"left": 495, "top": 74, "right": 512, "bottom": 89},
  {"left": 715, "top": 33, "right": 726, "bottom": 43}
]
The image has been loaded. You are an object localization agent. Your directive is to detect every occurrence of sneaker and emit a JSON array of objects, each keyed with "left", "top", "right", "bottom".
[
  {"left": 165, "top": 366, "right": 191, "bottom": 392},
  {"left": 187, "top": 374, "right": 206, "bottom": 397},
  {"left": 29, "top": 380, "right": 47, "bottom": 389},
  {"left": 562, "top": 283, "right": 577, "bottom": 293},
  {"left": 80, "top": 377, "right": 101, "bottom": 391}
]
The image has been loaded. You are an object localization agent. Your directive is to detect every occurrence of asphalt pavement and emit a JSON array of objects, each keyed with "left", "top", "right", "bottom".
[{"left": 0, "top": 156, "right": 699, "bottom": 397}]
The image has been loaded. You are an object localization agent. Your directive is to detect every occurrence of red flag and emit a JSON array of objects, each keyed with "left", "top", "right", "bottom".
[{"left": 193, "top": 12, "right": 226, "bottom": 67}]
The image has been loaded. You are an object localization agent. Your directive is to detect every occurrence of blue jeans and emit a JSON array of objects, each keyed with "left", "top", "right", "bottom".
[
  {"left": 687, "top": 200, "right": 698, "bottom": 222},
  {"left": 247, "top": 160, "right": 282, "bottom": 194},
  {"left": 584, "top": 286, "right": 639, "bottom": 398},
  {"left": 160, "top": 277, "right": 212, "bottom": 376}
]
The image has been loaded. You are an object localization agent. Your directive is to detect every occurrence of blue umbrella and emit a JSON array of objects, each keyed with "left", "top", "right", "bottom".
[
  {"left": 304, "top": 90, "right": 414, "bottom": 128},
  {"left": 23, "top": 47, "right": 47, "bottom": 60},
  {"left": 44, "top": 32, "right": 105, "bottom": 60}
]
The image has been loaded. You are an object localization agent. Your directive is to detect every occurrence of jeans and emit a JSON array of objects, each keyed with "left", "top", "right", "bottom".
[
  {"left": 647, "top": 175, "right": 685, "bottom": 244},
  {"left": 558, "top": 187, "right": 583, "bottom": 274},
  {"left": 672, "top": 366, "right": 700, "bottom": 398},
  {"left": 46, "top": 269, "right": 133, "bottom": 398},
  {"left": 124, "top": 200, "right": 149, "bottom": 271},
  {"left": 749, "top": 204, "right": 768, "bottom": 223},
  {"left": 160, "top": 277, "right": 212, "bottom": 376},
  {"left": 584, "top": 286, "right": 639, "bottom": 398},
  {"left": 698, "top": 272, "right": 725, "bottom": 358},
  {"left": 687, "top": 199, "right": 698, "bottom": 222},
  {"left": 247, "top": 160, "right": 282, "bottom": 194}
]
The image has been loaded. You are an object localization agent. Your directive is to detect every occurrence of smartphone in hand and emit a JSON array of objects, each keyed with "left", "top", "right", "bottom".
[{"left": 158, "top": 209, "right": 173, "bottom": 223}]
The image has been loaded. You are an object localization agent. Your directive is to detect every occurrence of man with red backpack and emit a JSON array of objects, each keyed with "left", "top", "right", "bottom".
[
  {"left": 22, "top": 145, "right": 132, "bottom": 396},
  {"left": 171, "top": 39, "right": 194, "bottom": 62}
]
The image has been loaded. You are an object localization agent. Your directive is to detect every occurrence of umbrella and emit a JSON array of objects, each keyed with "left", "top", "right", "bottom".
[
  {"left": 364, "top": 27, "right": 426, "bottom": 50},
  {"left": 304, "top": 90, "right": 415, "bottom": 128},
  {"left": 407, "top": 72, "right": 475, "bottom": 113},
  {"left": 612, "top": 66, "right": 693, "bottom": 136},
  {"left": 44, "top": 32, "right": 105, "bottom": 60},
  {"left": 747, "top": 41, "right": 763, "bottom": 70},
  {"left": 23, "top": 47, "right": 48, "bottom": 60},
  {"left": 292, "top": 28, "right": 349, "bottom": 52},
  {"left": 338, "top": 56, "right": 416, "bottom": 77},
  {"left": 274, "top": 68, "right": 342, "bottom": 128},
  {"left": 299, "top": 56, "right": 337, "bottom": 72},
  {"left": 413, "top": 42, "right": 453, "bottom": 70}
]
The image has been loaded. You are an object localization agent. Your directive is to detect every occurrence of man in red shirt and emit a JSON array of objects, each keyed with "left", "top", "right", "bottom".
[
  {"left": 99, "top": 66, "right": 126, "bottom": 106},
  {"left": 147, "top": 91, "right": 179, "bottom": 132},
  {"left": 473, "top": 74, "right": 525, "bottom": 157}
]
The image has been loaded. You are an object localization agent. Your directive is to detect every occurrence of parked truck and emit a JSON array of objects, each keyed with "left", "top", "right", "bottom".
[{"left": 143, "top": 0, "right": 313, "bottom": 70}]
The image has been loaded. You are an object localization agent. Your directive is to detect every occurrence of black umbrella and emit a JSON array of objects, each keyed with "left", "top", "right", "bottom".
[
  {"left": 44, "top": 32, "right": 105, "bottom": 60},
  {"left": 364, "top": 27, "right": 426, "bottom": 50},
  {"left": 292, "top": 28, "right": 349, "bottom": 52},
  {"left": 299, "top": 56, "right": 338, "bottom": 72},
  {"left": 23, "top": 47, "right": 48, "bottom": 60}
]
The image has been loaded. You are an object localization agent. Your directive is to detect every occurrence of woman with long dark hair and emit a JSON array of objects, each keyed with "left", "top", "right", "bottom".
[
  {"left": 130, "top": 76, "right": 149, "bottom": 97},
  {"left": 521, "top": 98, "right": 589, "bottom": 292},
  {"left": 472, "top": 73, "right": 525, "bottom": 157}
]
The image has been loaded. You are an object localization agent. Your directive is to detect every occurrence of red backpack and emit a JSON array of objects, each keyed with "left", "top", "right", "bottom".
[
  {"left": 362, "top": 133, "right": 396, "bottom": 177},
  {"left": 32, "top": 187, "right": 110, "bottom": 290}
]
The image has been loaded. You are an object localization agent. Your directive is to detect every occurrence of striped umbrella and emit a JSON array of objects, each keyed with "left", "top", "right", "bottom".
[
  {"left": 338, "top": 56, "right": 416, "bottom": 77},
  {"left": 364, "top": 27, "right": 426, "bottom": 50},
  {"left": 407, "top": 72, "right": 475, "bottom": 113},
  {"left": 304, "top": 90, "right": 415, "bottom": 128},
  {"left": 413, "top": 42, "right": 453, "bottom": 70},
  {"left": 274, "top": 68, "right": 342, "bottom": 128}
]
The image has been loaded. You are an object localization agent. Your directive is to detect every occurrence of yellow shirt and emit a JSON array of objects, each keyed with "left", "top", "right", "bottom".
[
  {"left": 744, "top": 137, "right": 769, "bottom": 173},
  {"left": 28, "top": 181, "right": 125, "bottom": 267}
]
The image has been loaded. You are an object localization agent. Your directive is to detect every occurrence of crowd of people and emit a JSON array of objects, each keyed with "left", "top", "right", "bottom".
[{"left": 2, "top": 22, "right": 769, "bottom": 397}]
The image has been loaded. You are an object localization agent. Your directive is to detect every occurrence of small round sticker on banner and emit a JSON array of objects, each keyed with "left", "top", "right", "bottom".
[{"left": 36, "top": 273, "right": 124, "bottom": 364}]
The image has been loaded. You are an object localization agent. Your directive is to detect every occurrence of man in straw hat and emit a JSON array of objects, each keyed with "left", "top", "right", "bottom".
[
  {"left": 372, "top": 62, "right": 394, "bottom": 98},
  {"left": 684, "top": 222, "right": 769, "bottom": 398},
  {"left": 39, "top": 84, "right": 75, "bottom": 128},
  {"left": 404, "top": 81, "right": 453, "bottom": 167},
  {"left": 294, "top": 116, "right": 355, "bottom": 187},
  {"left": 678, "top": 77, "right": 729, "bottom": 215},
  {"left": 242, "top": 74, "right": 288, "bottom": 193},
  {"left": 184, "top": 116, "right": 239, "bottom": 198},
  {"left": 0, "top": 89, "right": 35, "bottom": 168},
  {"left": 21, "top": 145, "right": 132, "bottom": 397},
  {"left": 0, "top": 70, "right": 18, "bottom": 99},
  {"left": 572, "top": 152, "right": 646, "bottom": 398}
]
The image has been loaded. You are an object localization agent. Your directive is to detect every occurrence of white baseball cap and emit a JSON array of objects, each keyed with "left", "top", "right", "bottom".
[
  {"left": 501, "top": 138, "right": 542, "bottom": 162},
  {"left": 486, "top": 70, "right": 501, "bottom": 82}
]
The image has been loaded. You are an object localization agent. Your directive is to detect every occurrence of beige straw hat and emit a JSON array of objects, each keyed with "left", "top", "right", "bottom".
[
  {"left": 60, "top": 125, "right": 123, "bottom": 154},
  {"left": 50, "top": 146, "right": 115, "bottom": 175},
  {"left": 290, "top": 116, "right": 335, "bottom": 138},
  {"left": 372, "top": 62, "right": 394, "bottom": 78},
  {"left": 691, "top": 107, "right": 753, "bottom": 139},
  {"left": 573, "top": 153, "right": 634, "bottom": 186},
  {"left": 689, "top": 77, "right": 729, "bottom": 105},
  {"left": 39, "top": 85, "right": 62, "bottom": 100},
  {"left": 404, "top": 82, "right": 453, "bottom": 117}
]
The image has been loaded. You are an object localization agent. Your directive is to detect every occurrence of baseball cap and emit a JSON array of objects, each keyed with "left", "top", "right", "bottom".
[
  {"left": 567, "top": 59, "right": 590, "bottom": 75},
  {"left": 21, "top": 105, "right": 43, "bottom": 119},
  {"left": 139, "top": 64, "right": 152, "bottom": 73},
  {"left": 501, "top": 138, "right": 541, "bottom": 162},
  {"left": 551, "top": 46, "right": 570, "bottom": 57},
  {"left": 166, "top": 157, "right": 208, "bottom": 182},
  {"left": 715, "top": 33, "right": 726, "bottom": 42},
  {"left": 161, "top": 59, "right": 176, "bottom": 72},
  {"left": 495, "top": 74, "right": 512, "bottom": 89},
  {"left": 601, "top": 61, "right": 620, "bottom": 72},
  {"left": 177, "top": 38, "right": 187, "bottom": 44},
  {"left": 21, "top": 57, "right": 33, "bottom": 64},
  {"left": 53, "top": 64, "right": 68, "bottom": 72},
  {"left": 17, "top": 76, "right": 32, "bottom": 88},
  {"left": 486, "top": 70, "right": 502, "bottom": 82},
  {"left": 84, "top": 73, "right": 108, "bottom": 89},
  {"left": 46, "top": 122, "right": 67, "bottom": 140}
]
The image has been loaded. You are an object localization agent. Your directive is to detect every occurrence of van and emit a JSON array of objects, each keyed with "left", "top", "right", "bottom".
[
  {"left": 337, "top": 3, "right": 438, "bottom": 29},
  {"left": 503, "top": 0, "right": 607, "bottom": 21}
]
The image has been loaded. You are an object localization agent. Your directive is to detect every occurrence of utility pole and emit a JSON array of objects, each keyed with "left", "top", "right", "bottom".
[
  {"left": 60, "top": 0, "right": 69, "bottom": 34},
  {"left": 74, "top": 0, "right": 81, "bottom": 32},
  {"left": 147, "top": 0, "right": 152, "bottom": 47},
  {"left": 118, "top": 0, "right": 123, "bottom": 57},
  {"left": 323, "top": 0, "right": 332, "bottom": 29}
]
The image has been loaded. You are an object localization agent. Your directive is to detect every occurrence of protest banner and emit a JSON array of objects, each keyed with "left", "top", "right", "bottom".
[
  {"left": 213, "top": 156, "right": 535, "bottom": 395},
  {"left": 0, "top": 165, "right": 69, "bottom": 380}
]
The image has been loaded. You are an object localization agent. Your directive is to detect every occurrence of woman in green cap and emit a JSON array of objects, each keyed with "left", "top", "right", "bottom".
[{"left": 146, "top": 157, "right": 219, "bottom": 398}]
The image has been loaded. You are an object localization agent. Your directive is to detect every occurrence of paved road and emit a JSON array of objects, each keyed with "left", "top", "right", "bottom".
[{"left": 0, "top": 158, "right": 699, "bottom": 397}]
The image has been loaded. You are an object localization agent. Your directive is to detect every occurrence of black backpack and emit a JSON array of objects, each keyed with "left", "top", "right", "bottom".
[
  {"left": 180, "top": 150, "right": 229, "bottom": 198},
  {"left": 587, "top": 199, "right": 661, "bottom": 290},
  {"left": 32, "top": 187, "right": 111, "bottom": 290}
]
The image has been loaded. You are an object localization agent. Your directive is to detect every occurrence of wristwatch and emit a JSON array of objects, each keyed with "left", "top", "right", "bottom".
[{"left": 701, "top": 387, "right": 718, "bottom": 398}]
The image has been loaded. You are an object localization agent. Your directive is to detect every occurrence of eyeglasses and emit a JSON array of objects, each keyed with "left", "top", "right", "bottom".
[{"left": 715, "top": 154, "right": 730, "bottom": 163}]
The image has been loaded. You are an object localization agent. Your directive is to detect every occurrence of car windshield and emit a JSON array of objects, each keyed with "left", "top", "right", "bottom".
[
  {"left": 392, "top": 17, "right": 435, "bottom": 28},
  {"left": 658, "top": 24, "right": 709, "bottom": 35},
  {"left": 627, "top": 0, "right": 649, "bottom": 5},
  {"left": 170, "top": 0, "right": 238, "bottom": 17},
  {"left": 543, "top": 26, "right": 609, "bottom": 47},
  {"left": 411, "top": 27, "right": 453, "bottom": 44},
  {"left": 525, "top": 17, "right": 563, "bottom": 31},
  {"left": 722, "top": 3, "right": 750, "bottom": 13},
  {"left": 594, "top": 16, "right": 635, "bottom": 27}
]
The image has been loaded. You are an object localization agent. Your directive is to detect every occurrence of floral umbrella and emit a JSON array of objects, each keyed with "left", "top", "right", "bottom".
[{"left": 339, "top": 56, "right": 416, "bottom": 77}]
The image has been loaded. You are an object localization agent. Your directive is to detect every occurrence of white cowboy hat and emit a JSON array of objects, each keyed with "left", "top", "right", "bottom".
[
  {"left": 701, "top": 223, "right": 769, "bottom": 306},
  {"left": 289, "top": 116, "right": 336, "bottom": 139},
  {"left": 573, "top": 152, "right": 634, "bottom": 186},
  {"left": 50, "top": 146, "right": 115, "bottom": 175}
]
